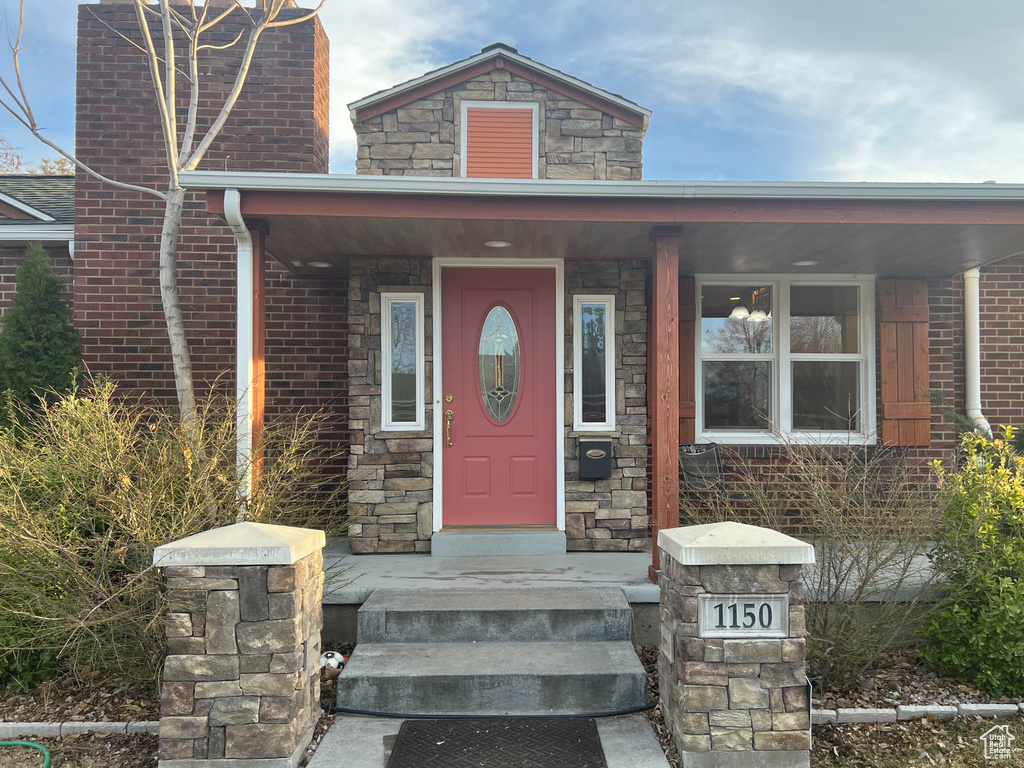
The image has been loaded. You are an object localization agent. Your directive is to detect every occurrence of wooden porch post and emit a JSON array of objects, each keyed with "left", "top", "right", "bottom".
[{"left": 648, "top": 227, "right": 680, "bottom": 582}]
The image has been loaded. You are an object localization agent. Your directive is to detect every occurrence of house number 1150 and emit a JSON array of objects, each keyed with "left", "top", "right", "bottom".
[
  {"left": 697, "top": 594, "right": 788, "bottom": 638},
  {"left": 715, "top": 601, "right": 773, "bottom": 629}
]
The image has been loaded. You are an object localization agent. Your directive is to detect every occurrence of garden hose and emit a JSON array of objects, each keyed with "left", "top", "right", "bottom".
[{"left": 0, "top": 740, "right": 52, "bottom": 767}]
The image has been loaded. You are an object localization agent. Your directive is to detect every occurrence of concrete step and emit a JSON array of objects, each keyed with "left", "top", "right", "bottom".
[
  {"left": 430, "top": 529, "right": 566, "bottom": 556},
  {"left": 358, "top": 587, "right": 633, "bottom": 644},
  {"left": 335, "top": 640, "right": 648, "bottom": 716}
]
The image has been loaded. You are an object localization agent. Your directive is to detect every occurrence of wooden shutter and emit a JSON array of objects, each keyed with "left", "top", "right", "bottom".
[
  {"left": 465, "top": 107, "right": 534, "bottom": 178},
  {"left": 679, "top": 276, "right": 697, "bottom": 443},
  {"left": 879, "top": 279, "right": 931, "bottom": 446}
]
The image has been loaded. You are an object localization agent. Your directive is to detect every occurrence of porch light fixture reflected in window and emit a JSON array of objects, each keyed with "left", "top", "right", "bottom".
[
  {"left": 728, "top": 305, "right": 750, "bottom": 319},
  {"left": 484, "top": 240, "right": 512, "bottom": 248}
]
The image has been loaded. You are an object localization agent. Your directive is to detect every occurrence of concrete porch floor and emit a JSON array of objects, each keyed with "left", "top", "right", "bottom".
[{"left": 320, "top": 540, "right": 662, "bottom": 645}]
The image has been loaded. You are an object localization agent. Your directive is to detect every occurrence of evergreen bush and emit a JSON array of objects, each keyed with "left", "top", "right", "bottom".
[{"left": 0, "top": 243, "right": 81, "bottom": 425}]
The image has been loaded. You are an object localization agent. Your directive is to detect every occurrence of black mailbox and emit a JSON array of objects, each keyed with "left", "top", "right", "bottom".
[{"left": 579, "top": 437, "right": 612, "bottom": 479}]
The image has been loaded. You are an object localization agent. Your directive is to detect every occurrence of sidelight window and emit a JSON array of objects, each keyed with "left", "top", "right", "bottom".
[
  {"left": 381, "top": 293, "right": 425, "bottom": 430},
  {"left": 573, "top": 295, "right": 616, "bottom": 431}
]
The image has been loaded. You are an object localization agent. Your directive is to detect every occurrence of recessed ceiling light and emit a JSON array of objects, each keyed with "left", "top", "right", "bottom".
[
  {"left": 307, "top": 261, "right": 331, "bottom": 268},
  {"left": 729, "top": 296, "right": 741, "bottom": 301},
  {"left": 792, "top": 260, "right": 818, "bottom": 267},
  {"left": 484, "top": 240, "right": 512, "bottom": 248}
]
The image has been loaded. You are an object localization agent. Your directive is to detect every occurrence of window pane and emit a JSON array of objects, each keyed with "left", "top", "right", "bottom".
[
  {"left": 790, "top": 286, "right": 859, "bottom": 353},
  {"left": 479, "top": 306, "right": 521, "bottom": 422},
  {"left": 389, "top": 301, "right": 417, "bottom": 422},
  {"left": 793, "top": 361, "right": 860, "bottom": 430},
  {"left": 701, "top": 284, "right": 773, "bottom": 354},
  {"left": 703, "top": 361, "right": 771, "bottom": 430},
  {"left": 580, "top": 303, "right": 608, "bottom": 423}
]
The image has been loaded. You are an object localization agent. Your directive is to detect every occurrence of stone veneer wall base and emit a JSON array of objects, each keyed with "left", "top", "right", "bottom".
[{"left": 153, "top": 522, "right": 326, "bottom": 768}]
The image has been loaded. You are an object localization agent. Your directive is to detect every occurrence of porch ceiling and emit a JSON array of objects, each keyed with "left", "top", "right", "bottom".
[
  {"left": 254, "top": 215, "right": 1024, "bottom": 279},
  {"left": 192, "top": 176, "right": 1024, "bottom": 279}
]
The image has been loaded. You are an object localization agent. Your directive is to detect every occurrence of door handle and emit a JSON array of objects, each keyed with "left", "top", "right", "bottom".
[{"left": 444, "top": 409, "right": 454, "bottom": 447}]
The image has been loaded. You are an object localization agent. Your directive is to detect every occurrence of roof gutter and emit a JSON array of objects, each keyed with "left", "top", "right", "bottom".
[
  {"left": 181, "top": 171, "right": 1024, "bottom": 202},
  {"left": 0, "top": 224, "right": 74, "bottom": 242},
  {"left": 963, "top": 268, "right": 992, "bottom": 437}
]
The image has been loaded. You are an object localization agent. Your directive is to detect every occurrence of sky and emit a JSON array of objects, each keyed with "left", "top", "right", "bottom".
[{"left": 3, "top": 0, "right": 1024, "bottom": 182}]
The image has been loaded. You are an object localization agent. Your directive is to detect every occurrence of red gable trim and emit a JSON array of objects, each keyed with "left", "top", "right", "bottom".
[
  {"left": 354, "top": 56, "right": 646, "bottom": 128},
  {"left": 0, "top": 200, "right": 34, "bottom": 220}
]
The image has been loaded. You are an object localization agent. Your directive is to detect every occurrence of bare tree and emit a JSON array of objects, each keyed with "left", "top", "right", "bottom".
[
  {"left": 0, "top": 0, "right": 324, "bottom": 435},
  {"left": 0, "top": 132, "right": 22, "bottom": 173}
]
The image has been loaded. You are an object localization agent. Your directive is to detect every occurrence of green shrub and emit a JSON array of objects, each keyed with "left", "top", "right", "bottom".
[
  {"left": 922, "top": 428, "right": 1024, "bottom": 696},
  {"left": 0, "top": 243, "right": 81, "bottom": 425},
  {"left": 0, "top": 380, "right": 346, "bottom": 690}
]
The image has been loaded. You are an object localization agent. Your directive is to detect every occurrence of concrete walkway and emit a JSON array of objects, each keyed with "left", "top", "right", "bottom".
[{"left": 307, "top": 713, "right": 670, "bottom": 768}]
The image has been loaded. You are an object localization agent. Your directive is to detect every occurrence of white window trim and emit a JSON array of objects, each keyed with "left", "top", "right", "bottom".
[
  {"left": 573, "top": 295, "right": 616, "bottom": 431},
  {"left": 381, "top": 292, "right": 425, "bottom": 431},
  {"left": 695, "top": 274, "right": 877, "bottom": 445},
  {"left": 459, "top": 100, "right": 539, "bottom": 179}
]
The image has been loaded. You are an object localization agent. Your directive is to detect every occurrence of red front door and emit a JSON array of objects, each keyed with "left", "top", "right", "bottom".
[{"left": 441, "top": 267, "right": 557, "bottom": 526}]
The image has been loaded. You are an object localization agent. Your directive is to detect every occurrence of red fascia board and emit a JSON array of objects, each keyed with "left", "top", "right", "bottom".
[
  {"left": 354, "top": 56, "right": 646, "bottom": 128},
  {"left": 206, "top": 190, "right": 1024, "bottom": 226}
]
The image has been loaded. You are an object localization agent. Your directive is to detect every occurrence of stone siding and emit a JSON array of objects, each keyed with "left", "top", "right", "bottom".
[
  {"left": 346, "top": 258, "right": 650, "bottom": 552},
  {"left": 659, "top": 555, "right": 811, "bottom": 765},
  {"left": 354, "top": 71, "right": 643, "bottom": 179},
  {"left": 158, "top": 551, "right": 324, "bottom": 766},
  {"left": 564, "top": 260, "right": 649, "bottom": 551},
  {"left": 346, "top": 258, "right": 434, "bottom": 554}
]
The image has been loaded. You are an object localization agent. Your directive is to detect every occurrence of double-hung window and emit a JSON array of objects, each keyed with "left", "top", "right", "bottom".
[
  {"left": 381, "top": 293, "right": 425, "bottom": 431},
  {"left": 696, "top": 276, "right": 875, "bottom": 443}
]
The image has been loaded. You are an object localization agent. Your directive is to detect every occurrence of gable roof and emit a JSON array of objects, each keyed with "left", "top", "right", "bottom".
[
  {"left": 0, "top": 175, "right": 75, "bottom": 224},
  {"left": 348, "top": 43, "right": 651, "bottom": 131},
  {"left": 0, "top": 175, "right": 75, "bottom": 246}
]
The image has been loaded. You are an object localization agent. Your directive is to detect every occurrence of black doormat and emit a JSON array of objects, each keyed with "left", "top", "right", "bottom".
[{"left": 385, "top": 717, "right": 608, "bottom": 768}]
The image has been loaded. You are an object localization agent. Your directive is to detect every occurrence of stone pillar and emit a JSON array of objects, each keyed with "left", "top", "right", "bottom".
[
  {"left": 152, "top": 522, "right": 326, "bottom": 768},
  {"left": 658, "top": 521, "right": 815, "bottom": 768}
]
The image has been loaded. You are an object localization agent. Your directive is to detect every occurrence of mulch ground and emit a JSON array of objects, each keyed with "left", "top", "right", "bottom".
[{"left": 0, "top": 643, "right": 1019, "bottom": 768}]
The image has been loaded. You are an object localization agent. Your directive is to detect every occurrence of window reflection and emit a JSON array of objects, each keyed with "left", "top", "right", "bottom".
[
  {"left": 389, "top": 301, "right": 417, "bottom": 423},
  {"left": 701, "top": 284, "right": 773, "bottom": 354},
  {"left": 790, "top": 286, "right": 859, "bottom": 354},
  {"left": 702, "top": 361, "right": 771, "bottom": 430},
  {"left": 580, "top": 303, "right": 607, "bottom": 423}
]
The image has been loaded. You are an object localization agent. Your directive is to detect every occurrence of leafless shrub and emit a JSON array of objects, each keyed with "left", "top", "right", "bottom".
[{"left": 680, "top": 437, "right": 943, "bottom": 690}]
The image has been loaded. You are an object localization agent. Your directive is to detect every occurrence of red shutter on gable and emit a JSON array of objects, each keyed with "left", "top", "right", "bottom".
[
  {"left": 465, "top": 107, "right": 534, "bottom": 178},
  {"left": 879, "top": 279, "right": 931, "bottom": 447}
]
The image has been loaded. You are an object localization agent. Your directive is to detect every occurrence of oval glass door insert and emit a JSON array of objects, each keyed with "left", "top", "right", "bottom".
[{"left": 479, "top": 305, "right": 521, "bottom": 422}]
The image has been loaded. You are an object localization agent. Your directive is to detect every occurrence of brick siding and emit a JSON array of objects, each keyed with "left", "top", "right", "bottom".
[{"left": 73, "top": 4, "right": 347, "bottom": 475}]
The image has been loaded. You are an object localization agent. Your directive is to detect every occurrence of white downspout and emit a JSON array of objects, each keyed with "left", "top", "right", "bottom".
[
  {"left": 223, "top": 188, "right": 256, "bottom": 503},
  {"left": 964, "top": 268, "right": 992, "bottom": 436}
]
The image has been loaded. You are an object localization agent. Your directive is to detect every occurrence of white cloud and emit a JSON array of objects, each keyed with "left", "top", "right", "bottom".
[{"left": 319, "top": 0, "right": 480, "bottom": 172}]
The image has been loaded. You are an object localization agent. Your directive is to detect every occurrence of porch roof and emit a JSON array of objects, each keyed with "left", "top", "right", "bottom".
[{"left": 183, "top": 171, "right": 1024, "bottom": 279}]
